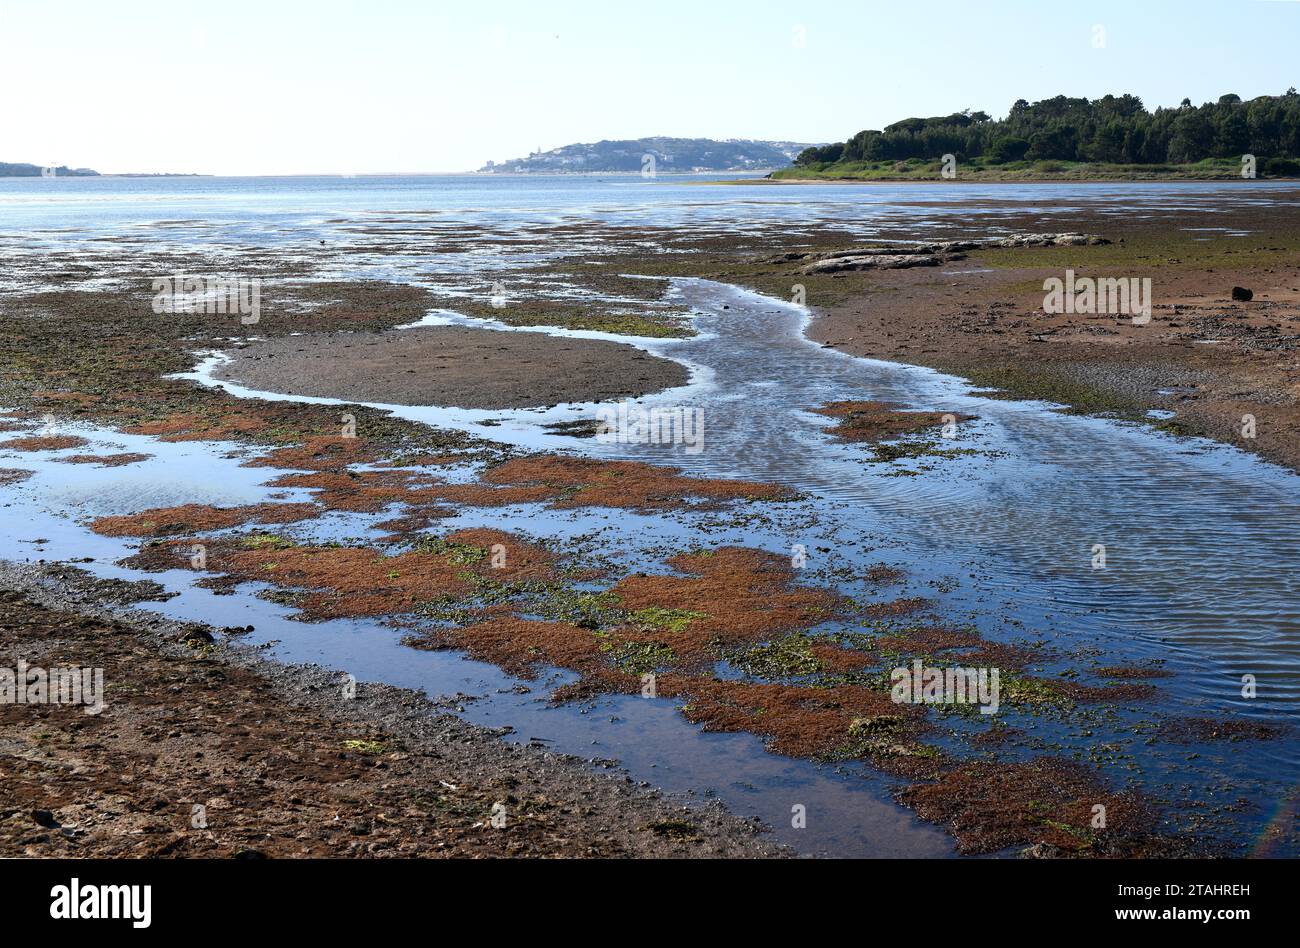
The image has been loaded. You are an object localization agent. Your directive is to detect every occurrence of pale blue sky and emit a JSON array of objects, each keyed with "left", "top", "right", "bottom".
[{"left": 1, "top": 0, "right": 1296, "bottom": 175}]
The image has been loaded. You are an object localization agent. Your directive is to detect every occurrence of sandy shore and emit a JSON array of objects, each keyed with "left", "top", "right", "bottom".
[{"left": 213, "top": 325, "right": 689, "bottom": 409}]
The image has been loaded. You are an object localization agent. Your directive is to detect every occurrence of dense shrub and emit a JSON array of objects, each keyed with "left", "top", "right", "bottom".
[{"left": 794, "top": 90, "right": 1300, "bottom": 167}]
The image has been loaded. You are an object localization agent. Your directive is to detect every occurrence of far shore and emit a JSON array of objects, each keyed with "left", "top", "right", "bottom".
[{"left": 705, "top": 174, "right": 1298, "bottom": 185}]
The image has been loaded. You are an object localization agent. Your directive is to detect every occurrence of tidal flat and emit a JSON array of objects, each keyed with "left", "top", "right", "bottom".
[{"left": 1, "top": 176, "right": 1297, "bottom": 858}]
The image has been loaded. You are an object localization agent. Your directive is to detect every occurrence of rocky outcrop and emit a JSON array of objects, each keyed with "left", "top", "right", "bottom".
[
  {"left": 802, "top": 253, "right": 951, "bottom": 274},
  {"left": 778, "top": 233, "right": 1110, "bottom": 275}
]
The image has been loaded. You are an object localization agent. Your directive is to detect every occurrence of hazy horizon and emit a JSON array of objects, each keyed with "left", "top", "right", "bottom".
[{"left": 2, "top": 0, "right": 1297, "bottom": 176}]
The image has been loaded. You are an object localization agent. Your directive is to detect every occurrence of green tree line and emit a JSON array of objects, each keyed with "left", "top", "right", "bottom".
[{"left": 796, "top": 91, "right": 1300, "bottom": 173}]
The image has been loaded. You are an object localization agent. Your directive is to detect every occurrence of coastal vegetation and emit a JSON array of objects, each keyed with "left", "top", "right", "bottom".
[{"left": 780, "top": 90, "right": 1300, "bottom": 180}]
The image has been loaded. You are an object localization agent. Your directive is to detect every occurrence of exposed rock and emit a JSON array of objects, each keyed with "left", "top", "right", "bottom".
[
  {"left": 1232, "top": 286, "right": 1254, "bottom": 302},
  {"left": 802, "top": 253, "right": 949, "bottom": 274},
  {"left": 989, "top": 233, "right": 1110, "bottom": 248},
  {"left": 793, "top": 233, "right": 1108, "bottom": 274}
]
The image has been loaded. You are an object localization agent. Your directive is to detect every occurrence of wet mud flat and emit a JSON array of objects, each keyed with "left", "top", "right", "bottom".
[{"left": 212, "top": 325, "right": 689, "bottom": 410}]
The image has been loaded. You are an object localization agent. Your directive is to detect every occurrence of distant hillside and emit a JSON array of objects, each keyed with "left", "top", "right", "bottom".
[
  {"left": 481, "top": 138, "right": 815, "bottom": 173},
  {"left": 0, "top": 162, "right": 99, "bottom": 177}
]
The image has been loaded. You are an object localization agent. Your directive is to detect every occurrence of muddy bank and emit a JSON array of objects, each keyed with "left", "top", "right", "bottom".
[
  {"left": 0, "top": 561, "right": 782, "bottom": 858},
  {"left": 212, "top": 325, "right": 690, "bottom": 410},
  {"left": 801, "top": 237, "right": 1300, "bottom": 472}
]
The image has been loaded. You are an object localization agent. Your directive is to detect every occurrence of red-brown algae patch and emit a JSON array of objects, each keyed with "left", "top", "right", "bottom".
[
  {"left": 875, "top": 625, "right": 1039, "bottom": 672},
  {"left": 860, "top": 597, "right": 932, "bottom": 620},
  {"left": 480, "top": 456, "right": 794, "bottom": 510},
  {"left": 969, "top": 722, "right": 1022, "bottom": 747},
  {"left": 244, "top": 436, "right": 379, "bottom": 471},
  {"left": 410, "top": 546, "right": 851, "bottom": 683},
  {"left": 864, "top": 564, "right": 907, "bottom": 584},
  {"left": 1, "top": 434, "right": 91, "bottom": 452},
  {"left": 91, "top": 502, "right": 322, "bottom": 538},
  {"left": 812, "top": 401, "right": 969, "bottom": 443},
  {"left": 169, "top": 528, "right": 557, "bottom": 621},
  {"left": 414, "top": 617, "right": 613, "bottom": 682},
  {"left": 373, "top": 507, "right": 456, "bottom": 539},
  {"left": 1157, "top": 716, "right": 1288, "bottom": 743},
  {"left": 1095, "top": 665, "right": 1174, "bottom": 680},
  {"left": 379, "top": 453, "right": 463, "bottom": 468},
  {"left": 660, "top": 675, "right": 933, "bottom": 765},
  {"left": 407, "top": 480, "right": 557, "bottom": 509},
  {"left": 257, "top": 453, "right": 795, "bottom": 520},
  {"left": 876, "top": 625, "right": 981, "bottom": 654},
  {"left": 610, "top": 548, "right": 845, "bottom": 654},
  {"left": 897, "top": 757, "right": 1164, "bottom": 856},
  {"left": 0, "top": 468, "right": 34, "bottom": 486},
  {"left": 122, "top": 412, "right": 274, "bottom": 443},
  {"left": 1050, "top": 680, "right": 1161, "bottom": 703},
  {"left": 55, "top": 452, "right": 153, "bottom": 468},
  {"left": 807, "top": 639, "right": 877, "bottom": 674},
  {"left": 266, "top": 469, "right": 451, "bottom": 514}
]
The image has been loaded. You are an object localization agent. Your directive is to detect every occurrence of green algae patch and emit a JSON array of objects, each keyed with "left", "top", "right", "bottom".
[
  {"left": 626, "top": 606, "right": 708, "bottom": 633},
  {"left": 342, "top": 739, "right": 392, "bottom": 755},
  {"left": 1001, "top": 674, "right": 1076, "bottom": 710},
  {"left": 727, "top": 633, "right": 824, "bottom": 679},
  {"left": 596, "top": 635, "right": 677, "bottom": 674},
  {"left": 407, "top": 535, "right": 490, "bottom": 565},
  {"left": 241, "top": 533, "right": 297, "bottom": 550},
  {"left": 962, "top": 365, "right": 1148, "bottom": 419}
]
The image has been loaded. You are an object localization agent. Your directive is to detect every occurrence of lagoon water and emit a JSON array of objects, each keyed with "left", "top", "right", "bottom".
[{"left": 2, "top": 174, "right": 1298, "bottom": 856}]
